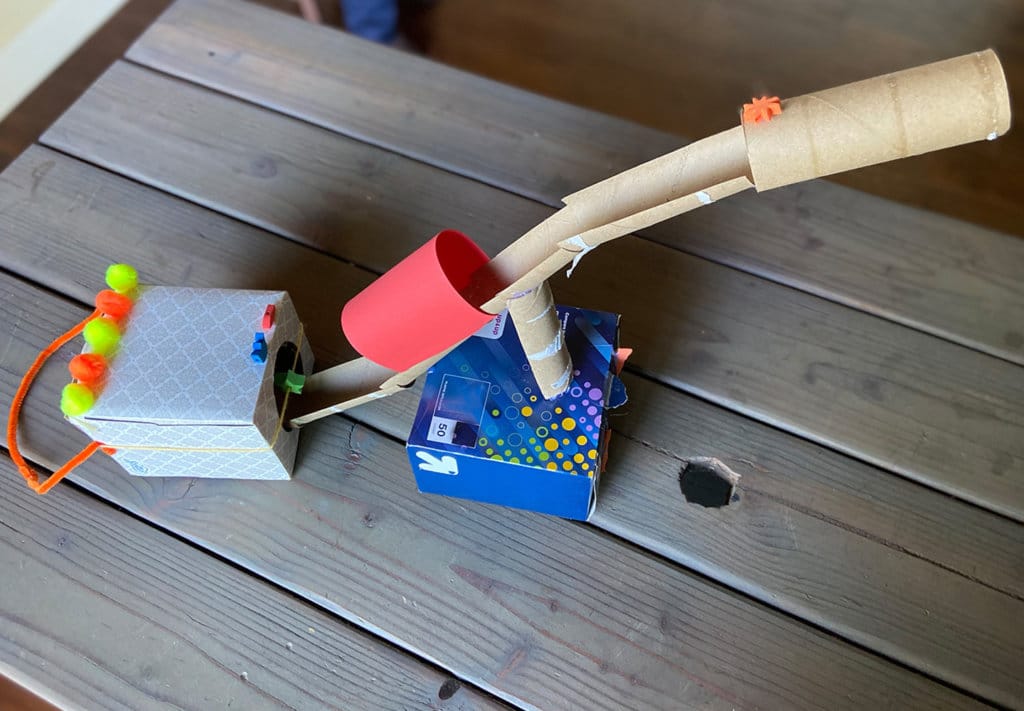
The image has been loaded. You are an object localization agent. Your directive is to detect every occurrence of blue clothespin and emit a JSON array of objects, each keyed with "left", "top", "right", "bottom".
[{"left": 251, "top": 332, "right": 268, "bottom": 363}]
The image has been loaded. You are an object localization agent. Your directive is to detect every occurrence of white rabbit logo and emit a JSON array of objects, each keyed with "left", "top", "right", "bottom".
[{"left": 414, "top": 450, "right": 459, "bottom": 475}]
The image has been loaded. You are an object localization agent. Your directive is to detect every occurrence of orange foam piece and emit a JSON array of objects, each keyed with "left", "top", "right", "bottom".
[
  {"left": 742, "top": 96, "right": 782, "bottom": 124},
  {"left": 612, "top": 347, "right": 633, "bottom": 376}
]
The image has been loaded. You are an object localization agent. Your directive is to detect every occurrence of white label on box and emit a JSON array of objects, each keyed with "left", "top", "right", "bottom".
[
  {"left": 473, "top": 310, "right": 507, "bottom": 340},
  {"left": 427, "top": 416, "right": 459, "bottom": 444}
]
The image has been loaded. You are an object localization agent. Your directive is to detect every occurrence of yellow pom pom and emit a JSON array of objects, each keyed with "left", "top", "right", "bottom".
[
  {"left": 105, "top": 264, "right": 138, "bottom": 294},
  {"left": 83, "top": 316, "right": 121, "bottom": 355},
  {"left": 61, "top": 383, "right": 95, "bottom": 417}
]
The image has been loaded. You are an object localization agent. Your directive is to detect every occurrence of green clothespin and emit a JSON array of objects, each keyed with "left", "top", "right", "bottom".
[{"left": 274, "top": 369, "right": 305, "bottom": 394}]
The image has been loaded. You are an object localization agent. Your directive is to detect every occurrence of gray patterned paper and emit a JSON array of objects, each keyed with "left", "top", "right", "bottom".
[{"left": 68, "top": 287, "right": 313, "bottom": 480}]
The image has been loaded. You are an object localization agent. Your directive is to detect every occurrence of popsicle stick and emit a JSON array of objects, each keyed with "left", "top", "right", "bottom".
[{"left": 288, "top": 356, "right": 399, "bottom": 426}]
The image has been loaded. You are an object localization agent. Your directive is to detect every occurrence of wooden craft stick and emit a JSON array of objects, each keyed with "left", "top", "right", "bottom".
[
  {"left": 289, "top": 357, "right": 400, "bottom": 427},
  {"left": 291, "top": 49, "right": 1011, "bottom": 427}
]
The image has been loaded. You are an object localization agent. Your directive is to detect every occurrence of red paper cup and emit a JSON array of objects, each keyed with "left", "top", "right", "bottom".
[{"left": 341, "top": 229, "right": 492, "bottom": 371}]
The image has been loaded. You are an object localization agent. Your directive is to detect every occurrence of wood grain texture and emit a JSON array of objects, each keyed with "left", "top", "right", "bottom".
[
  {"left": 421, "top": 0, "right": 1024, "bottom": 238},
  {"left": 41, "top": 61, "right": 550, "bottom": 272},
  {"left": 37, "top": 65, "right": 1024, "bottom": 521},
  {"left": 0, "top": 275, "right": 985, "bottom": 711},
  {"left": 124, "top": 0, "right": 1024, "bottom": 365},
  {"left": 354, "top": 380, "right": 1024, "bottom": 708},
  {"left": 0, "top": 152, "right": 375, "bottom": 372},
  {"left": 0, "top": 458, "right": 502, "bottom": 711},
  {"left": 2, "top": 148, "right": 1023, "bottom": 706}
]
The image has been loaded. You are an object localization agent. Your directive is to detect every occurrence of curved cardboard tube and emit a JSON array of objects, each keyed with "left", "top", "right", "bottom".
[
  {"left": 292, "top": 49, "right": 1011, "bottom": 427},
  {"left": 469, "top": 126, "right": 754, "bottom": 308}
]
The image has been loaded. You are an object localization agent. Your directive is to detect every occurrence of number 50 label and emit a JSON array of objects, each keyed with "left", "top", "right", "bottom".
[{"left": 426, "top": 416, "right": 458, "bottom": 444}]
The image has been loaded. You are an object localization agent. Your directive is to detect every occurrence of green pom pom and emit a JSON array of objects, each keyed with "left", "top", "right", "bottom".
[
  {"left": 105, "top": 263, "right": 138, "bottom": 294},
  {"left": 61, "top": 383, "right": 95, "bottom": 417},
  {"left": 83, "top": 317, "right": 121, "bottom": 355}
]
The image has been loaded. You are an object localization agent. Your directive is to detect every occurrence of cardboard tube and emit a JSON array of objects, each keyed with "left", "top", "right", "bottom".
[
  {"left": 744, "top": 49, "right": 1011, "bottom": 191},
  {"left": 472, "top": 175, "right": 754, "bottom": 312},
  {"left": 468, "top": 126, "right": 753, "bottom": 306},
  {"left": 507, "top": 282, "right": 572, "bottom": 399}
]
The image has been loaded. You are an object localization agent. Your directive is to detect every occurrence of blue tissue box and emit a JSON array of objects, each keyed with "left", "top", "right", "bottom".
[{"left": 407, "top": 306, "right": 624, "bottom": 520}]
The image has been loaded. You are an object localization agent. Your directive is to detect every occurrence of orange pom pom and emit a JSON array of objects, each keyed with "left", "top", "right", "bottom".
[
  {"left": 69, "top": 353, "right": 107, "bottom": 385},
  {"left": 95, "top": 289, "right": 133, "bottom": 320}
]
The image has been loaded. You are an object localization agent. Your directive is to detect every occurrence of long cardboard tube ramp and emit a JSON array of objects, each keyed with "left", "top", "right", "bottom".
[
  {"left": 341, "top": 229, "right": 493, "bottom": 371},
  {"left": 293, "top": 49, "right": 1011, "bottom": 427},
  {"left": 744, "top": 49, "right": 1011, "bottom": 191}
]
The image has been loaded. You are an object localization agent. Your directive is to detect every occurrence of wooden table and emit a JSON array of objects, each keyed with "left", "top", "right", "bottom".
[{"left": 2, "top": 1, "right": 1022, "bottom": 708}]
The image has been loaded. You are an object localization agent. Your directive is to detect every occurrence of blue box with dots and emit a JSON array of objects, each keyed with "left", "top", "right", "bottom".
[{"left": 407, "top": 306, "right": 625, "bottom": 520}]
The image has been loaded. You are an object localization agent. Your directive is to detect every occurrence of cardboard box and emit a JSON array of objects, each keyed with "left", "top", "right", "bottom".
[
  {"left": 68, "top": 287, "right": 313, "bottom": 480},
  {"left": 407, "top": 306, "right": 625, "bottom": 520}
]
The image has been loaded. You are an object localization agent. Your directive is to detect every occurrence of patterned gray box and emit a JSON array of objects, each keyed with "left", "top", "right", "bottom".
[{"left": 68, "top": 287, "right": 313, "bottom": 480}]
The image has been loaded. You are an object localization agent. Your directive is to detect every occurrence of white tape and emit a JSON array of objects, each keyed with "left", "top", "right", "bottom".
[
  {"left": 527, "top": 330, "right": 563, "bottom": 361},
  {"left": 549, "top": 363, "right": 572, "bottom": 393},
  {"left": 563, "top": 235, "right": 596, "bottom": 278},
  {"left": 526, "top": 303, "right": 553, "bottom": 323},
  {"left": 696, "top": 190, "right": 713, "bottom": 205}
]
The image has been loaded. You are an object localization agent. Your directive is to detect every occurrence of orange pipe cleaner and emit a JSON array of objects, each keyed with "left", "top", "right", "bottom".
[{"left": 7, "top": 308, "right": 110, "bottom": 494}]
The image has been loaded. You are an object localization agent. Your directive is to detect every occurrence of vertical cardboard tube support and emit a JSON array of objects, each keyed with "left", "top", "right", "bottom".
[{"left": 507, "top": 282, "right": 572, "bottom": 399}]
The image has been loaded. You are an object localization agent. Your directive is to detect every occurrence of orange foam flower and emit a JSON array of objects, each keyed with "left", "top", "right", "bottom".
[{"left": 742, "top": 96, "right": 782, "bottom": 124}]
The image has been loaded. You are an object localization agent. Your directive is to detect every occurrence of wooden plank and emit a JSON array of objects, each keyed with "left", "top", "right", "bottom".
[
  {"left": 0, "top": 155, "right": 375, "bottom": 371},
  {"left": 421, "top": 0, "right": 1024, "bottom": 239},
  {"left": 0, "top": 274, "right": 986, "bottom": 711},
  {"left": 123, "top": 0, "right": 1024, "bottom": 366},
  {"left": 0, "top": 459, "right": 503, "bottom": 711},
  {"left": 2, "top": 148, "right": 1023, "bottom": 706},
  {"left": 37, "top": 64, "right": 1024, "bottom": 521},
  {"left": 39, "top": 62, "right": 549, "bottom": 273},
  {"left": 354, "top": 381, "right": 1024, "bottom": 708}
]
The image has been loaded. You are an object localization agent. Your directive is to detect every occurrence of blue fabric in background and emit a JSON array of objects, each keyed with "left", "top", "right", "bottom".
[{"left": 341, "top": 0, "right": 398, "bottom": 43}]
